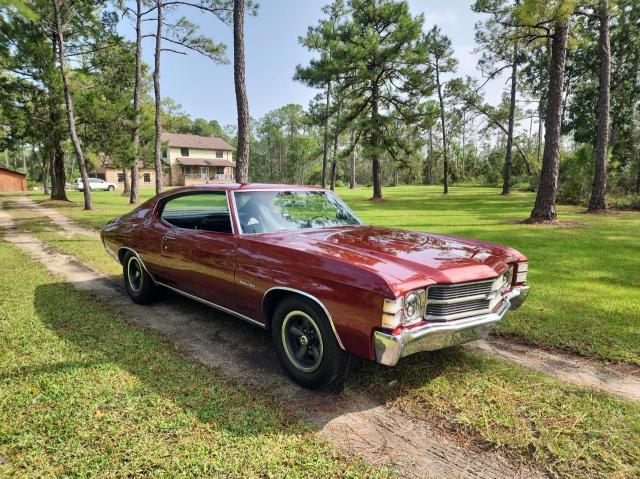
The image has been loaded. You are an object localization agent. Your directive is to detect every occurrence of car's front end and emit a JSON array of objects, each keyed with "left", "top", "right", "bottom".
[{"left": 372, "top": 261, "right": 529, "bottom": 366}]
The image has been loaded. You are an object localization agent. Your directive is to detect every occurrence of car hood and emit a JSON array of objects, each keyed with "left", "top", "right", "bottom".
[{"left": 267, "top": 226, "right": 525, "bottom": 291}]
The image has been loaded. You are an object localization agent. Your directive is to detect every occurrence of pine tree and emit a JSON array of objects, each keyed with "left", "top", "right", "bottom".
[{"left": 424, "top": 26, "right": 457, "bottom": 194}]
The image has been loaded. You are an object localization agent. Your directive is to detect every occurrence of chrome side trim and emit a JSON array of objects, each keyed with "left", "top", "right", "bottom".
[
  {"left": 118, "top": 247, "right": 265, "bottom": 329},
  {"left": 263, "top": 286, "right": 345, "bottom": 350},
  {"left": 158, "top": 281, "right": 266, "bottom": 329}
]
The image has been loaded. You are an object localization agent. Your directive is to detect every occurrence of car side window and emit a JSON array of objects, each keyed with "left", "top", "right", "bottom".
[{"left": 160, "top": 192, "right": 232, "bottom": 233}]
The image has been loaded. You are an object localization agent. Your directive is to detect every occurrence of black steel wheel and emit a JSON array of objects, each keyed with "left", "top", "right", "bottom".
[
  {"left": 272, "top": 296, "right": 350, "bottom": 390},
  {"left": 281, "top": 310, "right": 324, "bottom": 373},
  {"left": 123, "top": 251, "right": 157, "bottom": 304}
]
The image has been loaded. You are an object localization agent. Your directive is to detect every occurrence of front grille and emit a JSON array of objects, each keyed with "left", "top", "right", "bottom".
[
  {"left": 427, "top": 281, "right": 493, "bottom": 300},
  {"left": 427, "top": 298, "right": 491, "bottom": 317},
  {"left": 426, "top": 275, "right": 510, "bottom": 321}
]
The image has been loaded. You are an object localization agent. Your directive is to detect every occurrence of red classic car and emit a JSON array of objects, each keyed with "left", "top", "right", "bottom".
[{"left": 101, "top": 184, "right": 530, "bottom": 389}]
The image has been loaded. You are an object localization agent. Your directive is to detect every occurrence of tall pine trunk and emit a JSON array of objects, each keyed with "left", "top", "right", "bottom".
[
  {"left": 330, "top": 126, "right": 338, "bottom": 190},
  {"left": 52, "top": 0, "right": 92, "bottom": 210},
  {"left": 503, "top": 38, "right": 519, "bottom": 195},
  {"left": 435, "top": 64, "right": 449, "bottom": 194},
  {"left": 529, "top": 18, "right": 569, "bottom": 222},
  {"left": 42, "top": 152, "right": 50, "bottom": 195},
  {"left": 588, "top": 0, "right": 611, "bottom": 212},
  {"left": 427, "top": 125, "right": 434, "bottom": 185},
  {"left": 153, "top": 0, "right": 163, "bottom": 194},
  {"left": 48, "top": 34, "right": 68, "bottom": 201},
  {"left": 130, "top": 0, "right": 143, "bottom": 204},
  {"left": 371, "top": 83, "right": 382, "bottom": 200},
  {"left": 234, "top": 0, "right": 250, "bottom": 183},
  {"left": 51, "top": 141, "right": 66, "bottom": 200},
  {"left": 321, "top": 81, "right": 331, "bottom": 188},
  {"left": 636, "top": 150, "right": 640, "bottom": 195},
  {"left": 121, "top": 168, "right": 130, "bottom": 195},
  {"left": 349, "top": 130, "right": 356, "bottom": 189}
]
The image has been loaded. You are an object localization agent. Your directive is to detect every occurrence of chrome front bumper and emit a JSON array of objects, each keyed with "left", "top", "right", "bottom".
[{"left": 373, "top": 285, "right": 530, "bottom": 366}]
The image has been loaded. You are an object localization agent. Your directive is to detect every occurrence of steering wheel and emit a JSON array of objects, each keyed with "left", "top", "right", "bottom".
[{"left": 309, "top": 215, "right": 331, "bottom": 223}]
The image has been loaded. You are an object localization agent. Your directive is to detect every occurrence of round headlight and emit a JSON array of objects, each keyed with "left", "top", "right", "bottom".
[{"left": 403, "top": 291, "right": 423, "bottom": 325}]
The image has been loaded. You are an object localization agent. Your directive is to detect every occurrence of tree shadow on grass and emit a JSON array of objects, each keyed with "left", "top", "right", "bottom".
[{"left": 30, "top": 277, "right": 467, "bottom": 430}]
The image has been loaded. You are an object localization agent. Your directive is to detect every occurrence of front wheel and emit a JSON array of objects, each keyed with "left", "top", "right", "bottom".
[
  {"left": 123, "top": 252, "right": 157, "bottom": 304},
  {"left": 272, "top": 296, "right": 350, "bottom": 390}
]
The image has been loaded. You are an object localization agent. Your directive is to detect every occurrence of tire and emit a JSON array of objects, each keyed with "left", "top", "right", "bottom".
[
  {"left": 123, "top": 252, "right": 157, "bottom": 304},
  {"left": 271, "top": 296, "right": 351, "bottom": 390},
  {"left": 108, "top": 185, "right": 115, "bottom": 191}
]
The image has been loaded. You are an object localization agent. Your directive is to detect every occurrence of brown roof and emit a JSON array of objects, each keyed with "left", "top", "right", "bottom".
[
  {"left": 0, "top": 166, "right": 27, "bottom": 177},
  {"left": 161, "top": 132, "right": 234, "bottom": 151},
  {"left": 175, "top": 157, "right": 236, "bottom": 167}
]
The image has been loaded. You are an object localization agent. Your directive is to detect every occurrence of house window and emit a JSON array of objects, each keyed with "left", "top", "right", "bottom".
[
  {"left": 216, "top": 150, "right": 223, "bottom": 159},
  {"left": 143, "top": 173, "right": 151, "bottom": 183},
  {"left": 181, "top": 147, "right": 189, "bottom": 157},
  {"left": 215, "top": 166, "right": 224, "bottom": 175},
  {"left": 162, "top": 148, "right": 167, "bottom": 159},
  {"left": 117, "top": 173, "right": 125, "bottom": 183}
]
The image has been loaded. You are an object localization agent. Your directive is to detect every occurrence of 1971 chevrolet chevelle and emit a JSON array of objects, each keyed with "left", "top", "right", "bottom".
[{"left": 101, "top": 184, "right": 530, "bottom": 389}]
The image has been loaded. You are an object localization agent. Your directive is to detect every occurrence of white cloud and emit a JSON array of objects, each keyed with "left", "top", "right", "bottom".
[{"left": 422, "top": 9, "right": 459, "bottom": 28}]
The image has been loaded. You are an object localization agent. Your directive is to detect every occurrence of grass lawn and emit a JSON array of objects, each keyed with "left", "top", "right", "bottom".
[
  {"left": 0, "top": 242, "right": 388, "bottom": 478},
  {"left": 3, "top": 189, "right": 640, "bottom": 477},
  {"left": 22, "top": 184, "right": 640, "bottom": 366}
]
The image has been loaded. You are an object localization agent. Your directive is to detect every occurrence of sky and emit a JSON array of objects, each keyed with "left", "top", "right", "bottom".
[{"left": 117, "top": 0, "right": 506, "bottom": 127}]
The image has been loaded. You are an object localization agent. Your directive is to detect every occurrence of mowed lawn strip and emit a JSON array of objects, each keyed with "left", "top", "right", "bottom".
[
  {"left": 352, "top": 350, "right": 640, "bottom": 479},
  {"left": 5, "top": 192, "right": 640, "bottom": 478},
  {"left": 22, "top": 185, "right": 640, "bottom": 365},
  {"left": 0, "top": 242, "right": 390, "bottom": 478}
]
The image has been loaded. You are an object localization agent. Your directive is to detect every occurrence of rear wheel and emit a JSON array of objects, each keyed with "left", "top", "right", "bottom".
[
  {"left": 108, "top": 185, "right": 115, "bottom": 191},
  {"left": 272, "top": 296, "right": 350, "bottom": 390},
  {"left": 123, "top": 252, "right": 157, "bottom": 304}
]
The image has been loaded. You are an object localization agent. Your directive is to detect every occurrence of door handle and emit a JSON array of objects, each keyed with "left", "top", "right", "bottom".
[{"left": 163, "top": 235, "right": 176, "bottom": 250}]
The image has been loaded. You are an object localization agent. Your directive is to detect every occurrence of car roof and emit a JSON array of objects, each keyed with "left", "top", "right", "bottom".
[{"left": 161, "top": 183, "right": 325, "bottom": 194}]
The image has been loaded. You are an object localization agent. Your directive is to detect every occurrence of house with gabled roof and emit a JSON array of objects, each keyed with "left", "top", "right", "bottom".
[{"left": 161, "top": 132, "right": 236, "bottom": 186}]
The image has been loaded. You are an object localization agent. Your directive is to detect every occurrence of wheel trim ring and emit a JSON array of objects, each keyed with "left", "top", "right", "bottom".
[
  {"left": 281, "top": 310, "right": 324, "bottom": 373},
  {"left": 127, "top": 256, "right": 143, "bottom": 293}
]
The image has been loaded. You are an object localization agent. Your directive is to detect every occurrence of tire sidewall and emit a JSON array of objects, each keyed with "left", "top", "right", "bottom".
[
  {"left": 272, "top": 296, "right": 348, "bottom": 390},
  {"left": 123, "top": 252, "right": 155, "bottom": 304}
]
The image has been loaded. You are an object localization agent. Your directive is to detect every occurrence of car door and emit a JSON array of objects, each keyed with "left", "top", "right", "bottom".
[
  {"left": 89, "top": 178, "right": 103, "bottom": 190},
  {"left": 158, "top": 190, "right": 237, "bottom": 310}
]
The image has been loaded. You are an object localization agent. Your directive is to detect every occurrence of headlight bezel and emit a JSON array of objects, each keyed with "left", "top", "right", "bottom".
[{"left": 381, "top": 288, "right": 427, "bottom": 329}]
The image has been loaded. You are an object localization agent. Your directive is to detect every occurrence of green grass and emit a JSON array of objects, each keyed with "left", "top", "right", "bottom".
[
  {"left": 0, "top": 241, "right": 389, "bottom": 478},
  {"left": 3, "top": 190, "right": 640, "bottom": 477},
  {"left": 352, "top": 350, "right": 640, "bottom": 478},
  {"left": 23, "top": 185, "right": 640, "bottom": 366}
]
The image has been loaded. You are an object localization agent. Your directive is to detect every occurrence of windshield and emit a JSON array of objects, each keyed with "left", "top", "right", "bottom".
[{"left": 234, "top": 190, "right": 362, "bottom": 234}]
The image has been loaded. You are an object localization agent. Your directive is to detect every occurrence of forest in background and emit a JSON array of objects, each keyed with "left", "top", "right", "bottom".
[{"left": 1, "top": 0, "right": 640, "bottom": 218}]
